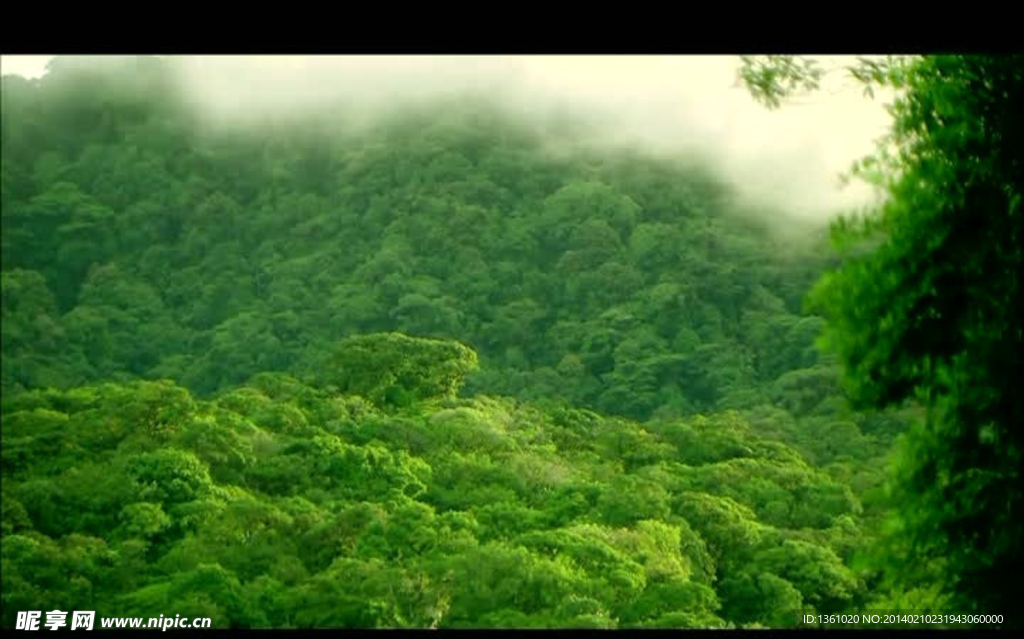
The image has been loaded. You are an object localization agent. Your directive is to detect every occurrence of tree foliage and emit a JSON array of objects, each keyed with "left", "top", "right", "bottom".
[
  {"left": 4, "top": 54, "right": 1002, "bottom": 628},
  {"left": 741, "top": 53, "right": 1024, "bottom": 622}
]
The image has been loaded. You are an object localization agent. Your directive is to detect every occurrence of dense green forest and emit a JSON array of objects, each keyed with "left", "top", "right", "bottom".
[{"left": 1, "top": 55, "right": 1020, "bottom": 629}]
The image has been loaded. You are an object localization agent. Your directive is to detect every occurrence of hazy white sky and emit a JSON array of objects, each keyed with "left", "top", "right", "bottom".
[
  {"left": 1, "top": 55, "right": 52, "bottom": 77},
  {"left": 1, "top": 54, "right": 895, "bottom": 220}
]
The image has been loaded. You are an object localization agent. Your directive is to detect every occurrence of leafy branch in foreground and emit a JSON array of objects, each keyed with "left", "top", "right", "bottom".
[{"left": 741, "top": 54, "right": 1024, "bottom": 622}]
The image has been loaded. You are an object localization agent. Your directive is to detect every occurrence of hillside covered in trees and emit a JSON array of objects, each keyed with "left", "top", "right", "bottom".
[{"left": 2, "top": 55, "right": 1018, "bottom": 629}]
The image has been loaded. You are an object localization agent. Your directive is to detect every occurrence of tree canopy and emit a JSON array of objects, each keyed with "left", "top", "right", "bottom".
[{"left": 2, "top": 54, "right": 1018, "bottom": 629}]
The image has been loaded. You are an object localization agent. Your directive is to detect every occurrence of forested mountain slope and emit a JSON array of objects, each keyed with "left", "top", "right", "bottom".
[
  {"left": 2, "top": 56, "right": 915, "bottom": 628},
  {"left": 3, "top": 57, "right": 831, "bottom": 417}
]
